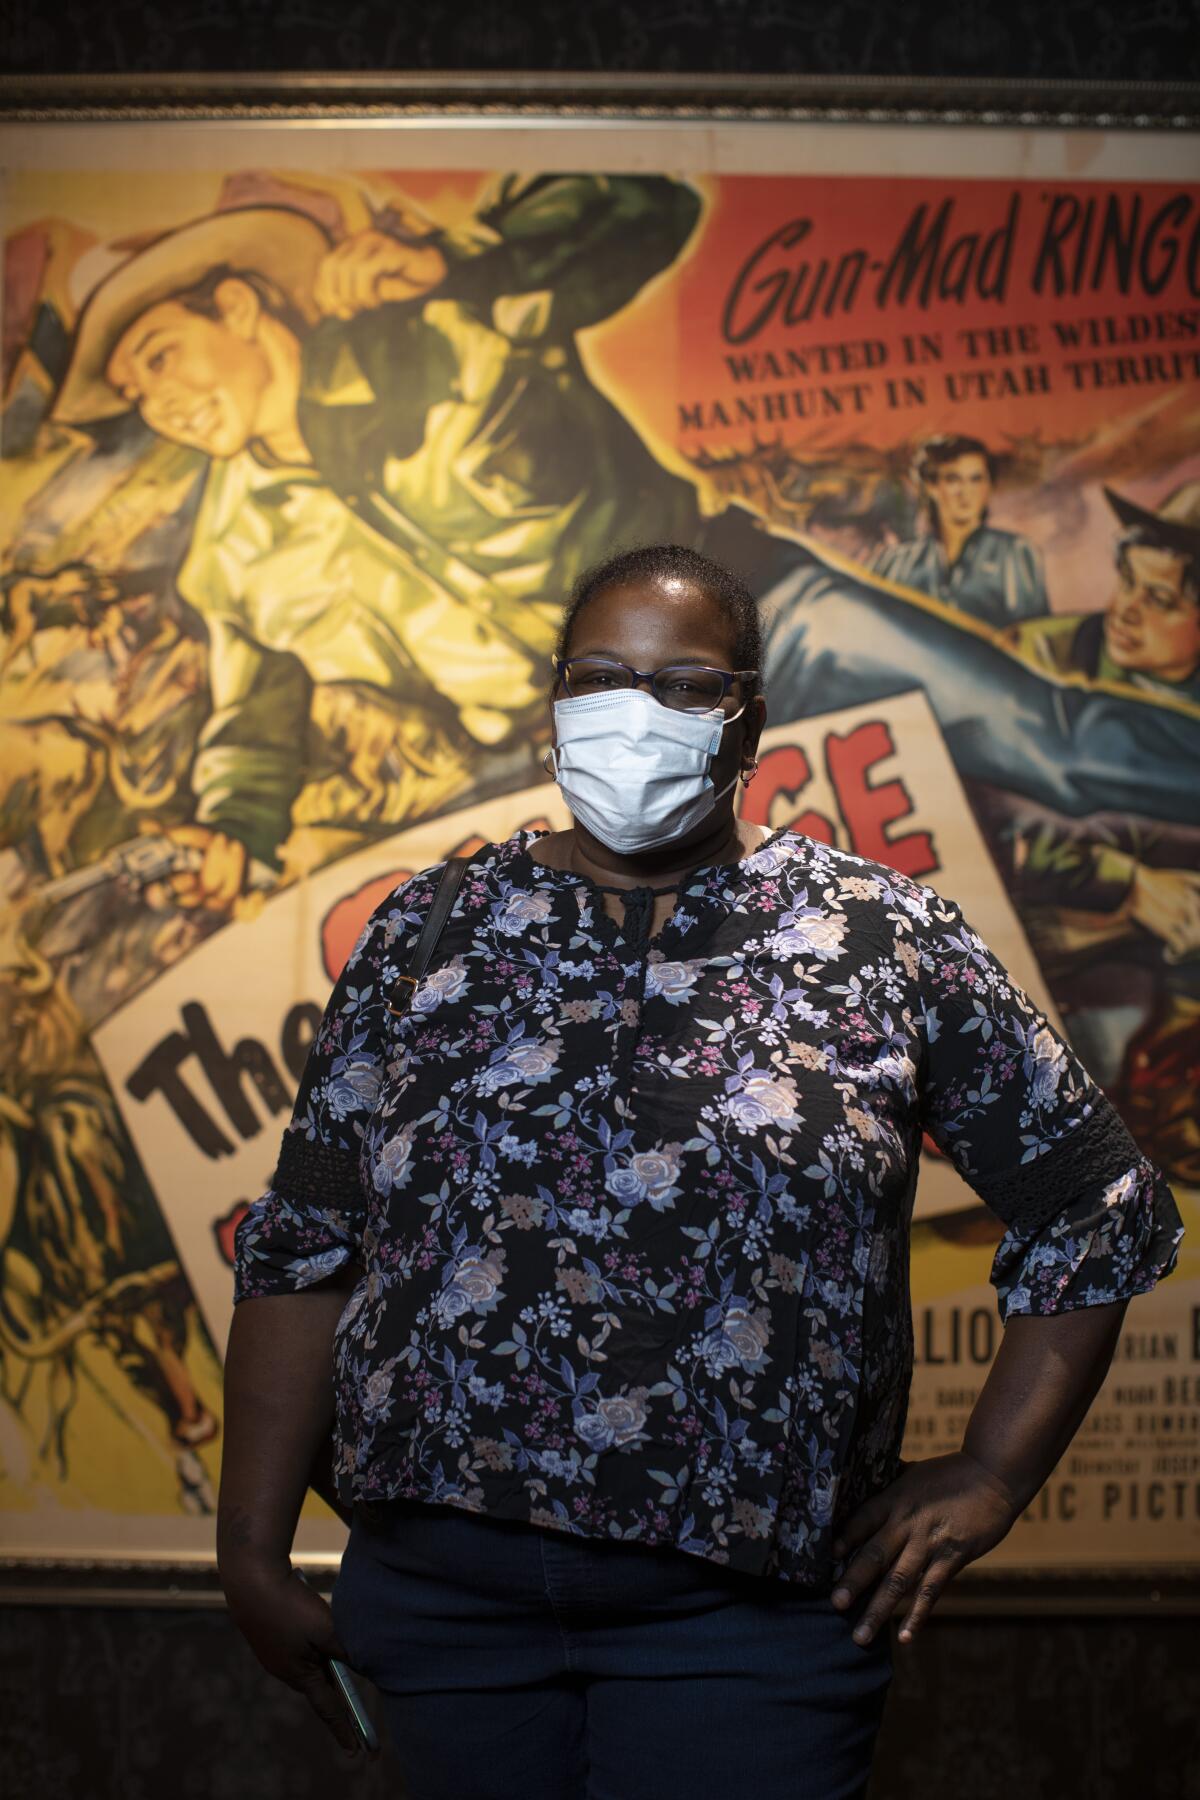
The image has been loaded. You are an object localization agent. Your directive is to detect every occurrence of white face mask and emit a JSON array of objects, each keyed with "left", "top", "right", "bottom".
[{"left": 549, "top": 688, "right": 740, "bottom": 854}]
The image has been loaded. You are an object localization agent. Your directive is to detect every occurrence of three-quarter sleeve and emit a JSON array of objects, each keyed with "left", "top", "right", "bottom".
[
  {"left": 911, "top": 894, "right": 1183, "bottom": 1320},
  {"left": 232, "top": 867, "right": 440, "bottom": 1301}
]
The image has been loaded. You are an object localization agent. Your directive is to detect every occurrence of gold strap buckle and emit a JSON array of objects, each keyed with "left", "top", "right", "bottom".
[{"left": 387, "top": 974, "right": 419, "bottom": 1018}]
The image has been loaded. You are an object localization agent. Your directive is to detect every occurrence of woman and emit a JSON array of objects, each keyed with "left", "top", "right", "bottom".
[{"left": 219, "top": 544, "right": 1182, "bottom": 1799}]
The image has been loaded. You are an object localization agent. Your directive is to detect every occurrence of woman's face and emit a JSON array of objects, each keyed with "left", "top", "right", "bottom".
[{"left": 555, "top": 574, "right": 766, "bottom": 847}]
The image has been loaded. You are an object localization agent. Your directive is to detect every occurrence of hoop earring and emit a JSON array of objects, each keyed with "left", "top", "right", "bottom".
[
  {"left": 542, "top": 748, "right": 557, "bottom": 776},
  {"left": 741, "top": 760, "right": 759, "bottom": 787}
]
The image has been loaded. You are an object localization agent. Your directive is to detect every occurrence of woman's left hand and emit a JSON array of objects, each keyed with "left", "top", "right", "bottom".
[{"left": 830, "top": 1451, "right": 1019, "bottom": 1646}]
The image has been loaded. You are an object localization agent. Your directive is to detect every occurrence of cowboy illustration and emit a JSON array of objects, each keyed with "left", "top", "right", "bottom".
[
  {"left": 764, "top": 481, "right": 1200, "bottom": 1181},
  {"left": 50, "top": 176, "right": 729, "bottom": 912},
  {"left": 996, "top": 482, "right": 1200, "bottom": 1182}
]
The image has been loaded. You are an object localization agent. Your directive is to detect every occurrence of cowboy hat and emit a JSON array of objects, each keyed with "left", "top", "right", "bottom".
[
  {"left": 1104, "top": 481, "right": 1200, "bottom": 563},
  {"left": 54, "top": 205, "right": 331, "bottom": 425}
]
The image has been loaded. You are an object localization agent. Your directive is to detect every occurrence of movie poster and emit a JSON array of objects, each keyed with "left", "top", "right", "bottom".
[{"left": 1, "top": 124, "right": 1197, "bottom": 1569}]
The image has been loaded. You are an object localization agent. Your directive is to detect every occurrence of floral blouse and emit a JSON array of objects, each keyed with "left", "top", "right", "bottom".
[{"left": 234, "top": 829, "right": 1182, "bottom": 1586}]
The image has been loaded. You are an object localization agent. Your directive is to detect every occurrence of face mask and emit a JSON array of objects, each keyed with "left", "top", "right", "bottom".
[{"left": 549, "top": 687, "right": 740, "bottom": 854}]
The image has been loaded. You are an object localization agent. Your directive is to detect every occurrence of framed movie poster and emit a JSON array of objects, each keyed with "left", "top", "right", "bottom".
[{"left": 1, "top": 76, "right": 1197, "bottom": 1591}]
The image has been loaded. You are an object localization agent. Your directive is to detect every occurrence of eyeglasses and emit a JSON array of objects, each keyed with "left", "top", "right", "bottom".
[{"left": 554, "top": 656, "right": 757, "bottom": 715}]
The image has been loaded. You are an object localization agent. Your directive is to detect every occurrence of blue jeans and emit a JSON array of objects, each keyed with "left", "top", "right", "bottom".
[{"left": 332, "top": 1500, "right": 891, "bottom": 1800}]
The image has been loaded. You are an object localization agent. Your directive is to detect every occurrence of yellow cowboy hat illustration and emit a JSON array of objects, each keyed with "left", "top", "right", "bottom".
[{"left": 54, "top": 205, "right": 331, "bottom": 425}]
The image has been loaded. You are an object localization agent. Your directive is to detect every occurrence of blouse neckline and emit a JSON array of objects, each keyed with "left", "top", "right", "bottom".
[
  {"left": 510, "top": 825, "right": 796, "bottom": 955},
  {"left": 516, "top": 824, "right": 795, "bottom": 896}
]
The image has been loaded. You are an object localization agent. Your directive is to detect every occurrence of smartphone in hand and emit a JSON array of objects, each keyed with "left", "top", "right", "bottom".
[
  {"left": 295, "top": 1568, "right": 379, "bottom": 1755},
  {"left": 327, "top": 1653, "right": 379, "bottom": 1755}
]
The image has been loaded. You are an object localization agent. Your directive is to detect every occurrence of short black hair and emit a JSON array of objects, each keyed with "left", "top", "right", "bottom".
[
  {"left": 914, "top": 434, "right": 994, "bottom": 485},
  {"left": 1117, "top": 528, "right": 1200, "bottom": 605},
  {"left": 556, "top": 543, "right": 764, "bottom": 698}
]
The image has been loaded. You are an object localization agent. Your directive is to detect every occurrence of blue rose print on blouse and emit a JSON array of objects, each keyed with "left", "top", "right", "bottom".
[{"left": 234, "top": 831, "right": 1182, "bottom": 1586}]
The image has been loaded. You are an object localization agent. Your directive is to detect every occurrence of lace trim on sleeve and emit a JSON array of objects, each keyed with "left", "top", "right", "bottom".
[
  {"left": 972, "top": 1102, "right": 1141, "bottom": 1236},
  {"left": 271, "top": 1131, "right": 364, "bottom": 1206}
]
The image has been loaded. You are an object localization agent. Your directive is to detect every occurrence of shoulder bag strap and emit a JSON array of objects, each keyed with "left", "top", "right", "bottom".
[{"left": 387, "top": 857, "right": 471, "bottom": 1019}]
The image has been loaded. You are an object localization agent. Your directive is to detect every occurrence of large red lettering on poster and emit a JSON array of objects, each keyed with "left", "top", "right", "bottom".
[{"left": 743, "top": 721, "right": 938, "bottom": 879}]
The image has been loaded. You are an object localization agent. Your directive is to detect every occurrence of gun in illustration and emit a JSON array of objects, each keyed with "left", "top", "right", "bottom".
[
  {"left": 36, "top": 835, "right": 278, "bottom": 908},
  {"left": 0, "top": 561, "right": 146, "bottom": 633}
]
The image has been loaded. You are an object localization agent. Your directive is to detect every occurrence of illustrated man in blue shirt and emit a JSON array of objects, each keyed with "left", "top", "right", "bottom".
[{"left": 871, "top": 433, "right": 1048, "bottom": 629}]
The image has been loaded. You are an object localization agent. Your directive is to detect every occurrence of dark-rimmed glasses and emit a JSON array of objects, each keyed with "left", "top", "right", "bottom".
[{"left": 554, "top": 656, "right": 757, "bottom": 715}]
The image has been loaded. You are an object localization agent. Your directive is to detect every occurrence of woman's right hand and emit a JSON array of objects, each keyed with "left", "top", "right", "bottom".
[{"left": 222, "top": 1557, "right": 363, "bottom": 1755}]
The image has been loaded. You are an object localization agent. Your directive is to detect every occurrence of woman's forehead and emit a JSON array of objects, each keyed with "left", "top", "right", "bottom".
[{"left": 570, "top": 577, "right": 736, "bottom": 659}]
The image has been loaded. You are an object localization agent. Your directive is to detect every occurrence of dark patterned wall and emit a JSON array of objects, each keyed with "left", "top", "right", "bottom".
[
  {"left": 2, "top": 0, "right": 1199, "bottom": 79},
  {"left": 2, "top": 1601, "right": 1198, "bottom": 1800}
]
